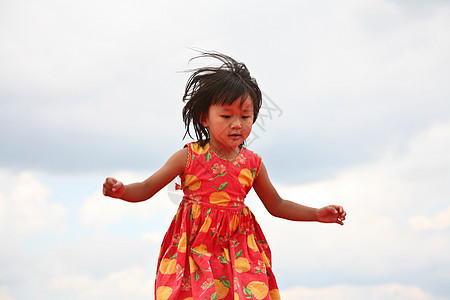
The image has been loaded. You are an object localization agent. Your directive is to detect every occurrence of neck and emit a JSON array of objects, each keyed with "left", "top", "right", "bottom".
[{"left": 208, "top": 140, "right": 240, "bottom": 160}]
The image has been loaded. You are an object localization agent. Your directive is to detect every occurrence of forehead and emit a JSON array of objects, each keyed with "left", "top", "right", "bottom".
[{"left": 213, "top": 96, "right": 254, "bottom": 112}]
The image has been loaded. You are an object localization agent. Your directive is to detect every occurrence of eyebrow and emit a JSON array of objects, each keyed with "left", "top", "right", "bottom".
[{"left": 218, "top": 107, "right": 253, "bottom": 113}]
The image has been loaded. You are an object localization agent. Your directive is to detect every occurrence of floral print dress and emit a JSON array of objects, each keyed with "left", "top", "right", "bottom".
[{"left": 155, "top": 142, "right": 281, "bottom": 300}]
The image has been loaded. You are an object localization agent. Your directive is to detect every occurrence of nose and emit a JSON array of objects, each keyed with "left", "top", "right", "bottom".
[{"left": 231, "top": 117, "right": 242, "bottom": 129}]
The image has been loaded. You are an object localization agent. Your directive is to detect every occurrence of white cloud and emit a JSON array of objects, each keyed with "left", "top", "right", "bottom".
[
  {"left": 2, "top": 0, "right": 450, "bottom": 179},
  {"left": 1, "top": 0, "right": 449, "bottom": 298},
  {"left": 410, "top": 205, "right": 450, "bottom": 231},
  {"left": 50, "top": 266, "right": 154, "bottom": 300},
  {"left": 255, "top": 121, "right": 450, "bottom": 288},
  {"left": 0, "top": 0, "right": 162, "bottom": 92},
  {"left": 141, "top": 231, "right": 165, "bottom": 244},
  {"left": 264, "top": 0, "right": 450, "bottom": 101},
  {"left": 281, "top": 283, "right": 446, "bottom": 300},
  {"left": 0, "top": 170, "right": 68, "bottom": 236},
  {"left": 0, "top": 171, "right": 70, "bottom": 298},
  {"left": 0, "top": 286, "right": 16, "bottom": 300},
  {"left": 23, "top": 229, "right": 163, "bottom": 300}
]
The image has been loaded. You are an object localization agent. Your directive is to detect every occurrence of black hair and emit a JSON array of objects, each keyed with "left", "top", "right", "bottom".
[{"left": 182, "top": 51, "right": 262, "bottom": 147}]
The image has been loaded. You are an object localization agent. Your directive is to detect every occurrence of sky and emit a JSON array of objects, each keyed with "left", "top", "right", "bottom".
[{"left": 1, "top": 0, "right": 449, "bottom": 299}]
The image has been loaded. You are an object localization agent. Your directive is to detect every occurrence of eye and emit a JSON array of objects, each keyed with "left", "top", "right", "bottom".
[
  {"left": 242, "top": 115, "right": 251, "bottom": 119},
  {"left": 221, "top": 115, "right": 231, "bottom": 119}
]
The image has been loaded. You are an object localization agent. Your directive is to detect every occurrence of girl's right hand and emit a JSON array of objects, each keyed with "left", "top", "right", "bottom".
[{"left": 103, "top": 177, "right": 125, "bottom": 198}]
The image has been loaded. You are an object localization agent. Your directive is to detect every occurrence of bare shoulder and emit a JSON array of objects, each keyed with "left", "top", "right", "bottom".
[
  {"left": 252, "top": 161, "right": 283, "bottom": 215},
  {"left": 163, "top": 147, "right": 188, "bottom": 176},
  {"left": 253, "top": 161, "right": 280, "bottom": 199},
  {"left": 171, "top": 146, "right": 189, "bottom": 159},
  {"left": 253, "top": 162, "right": 272, "bottom": 194},
  {"left": 254, "top": 161, "right": 270, "bottom": 186}
]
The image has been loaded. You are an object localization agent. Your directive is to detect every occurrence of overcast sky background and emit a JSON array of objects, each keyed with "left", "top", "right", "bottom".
[{"left": 1, "top": 0, "right": 449, "bottom": 299}]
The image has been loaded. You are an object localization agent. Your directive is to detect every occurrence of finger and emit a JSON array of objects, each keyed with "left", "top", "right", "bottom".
[
  {"left": 333, "top": 205, "right": 346, "bottom": 218},
  {"left": 103, "top": 179, "right": 111, "bottom": 190},
  {"left": 328, "top": 205, "right": 338, "bottom": 214},
  {"left": 103, "top": 178, "right": 117, "bottom": 195},
  {"left": 107, "top": 178, "right": 120, "bottom": 192},
  {"left": 112, "top": 181, "right": 122, "bottom": 192},
  {"left": 329, "top": 205, "right": 345, "bottom": 225},
  {"left": 105, "top": 177, "right": 117, "bottom": 187},
  {"left": 103, "top": 186, "right": 110, "bottom": 196}
]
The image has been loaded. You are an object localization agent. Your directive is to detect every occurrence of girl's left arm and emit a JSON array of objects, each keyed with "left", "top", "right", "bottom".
[{"left": 253, "top": 162, "right": 346, "bottom": 225}]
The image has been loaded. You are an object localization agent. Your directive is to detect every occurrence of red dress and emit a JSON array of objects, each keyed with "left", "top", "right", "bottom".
[{"left": 155, "top": 142, "right": 281, "bottom": 300}]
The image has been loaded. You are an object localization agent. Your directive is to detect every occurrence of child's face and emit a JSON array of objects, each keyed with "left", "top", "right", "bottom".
[{"left": 202, "top": 96, "right": 254, "bottom": 151}]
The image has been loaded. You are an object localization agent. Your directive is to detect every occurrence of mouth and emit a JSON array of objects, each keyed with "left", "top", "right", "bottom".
[{"left": 229, "top": 133, "right": 242, "bottom": 139}]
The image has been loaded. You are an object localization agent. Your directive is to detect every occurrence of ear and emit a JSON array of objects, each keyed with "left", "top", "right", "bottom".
[{"left": 199, "top": 113, "right": 208, "bottom": 127}]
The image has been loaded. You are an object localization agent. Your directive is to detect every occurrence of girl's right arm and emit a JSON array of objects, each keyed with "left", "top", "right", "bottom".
[{"left": 102, "top": 147, "right": 188, "bottom": 202}]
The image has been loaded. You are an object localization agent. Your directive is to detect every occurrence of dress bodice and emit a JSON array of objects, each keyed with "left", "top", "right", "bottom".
[{"left": 179, "top": 142, "right": 262, "bottom": 207}]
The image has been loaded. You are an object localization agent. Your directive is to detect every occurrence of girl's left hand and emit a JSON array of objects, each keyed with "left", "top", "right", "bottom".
[{"left": 317, "top": 205, "right": 347, "bottom": 225}]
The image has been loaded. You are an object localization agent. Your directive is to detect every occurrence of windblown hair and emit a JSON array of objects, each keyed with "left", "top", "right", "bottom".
[{"left": 182, "top": 51, "right": 262, "bottom": 146}]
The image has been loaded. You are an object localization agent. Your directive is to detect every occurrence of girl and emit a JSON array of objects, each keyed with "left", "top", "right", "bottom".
[{"left": 103, "top": 52, "right": 346, "bottom": 300}]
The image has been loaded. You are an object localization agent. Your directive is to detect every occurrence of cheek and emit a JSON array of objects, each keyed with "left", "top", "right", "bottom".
[{"left": 243, "top": 121, "right": 253, "bottom": 132}]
